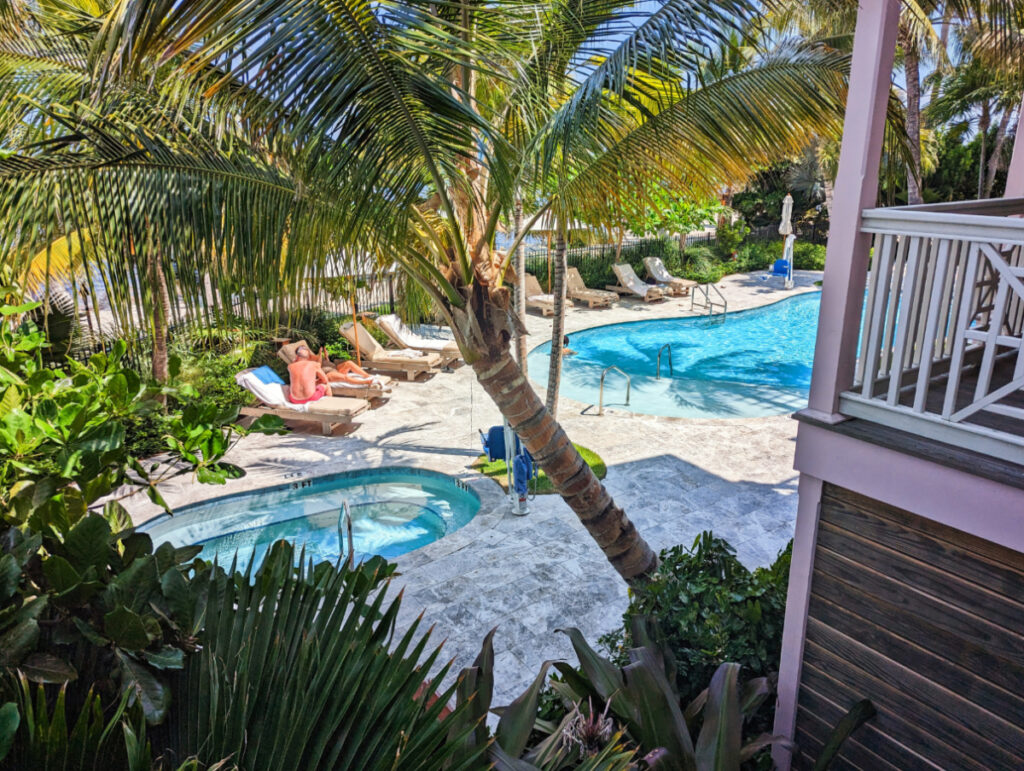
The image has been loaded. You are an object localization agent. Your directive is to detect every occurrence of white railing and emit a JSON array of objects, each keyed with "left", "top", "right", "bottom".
[{"left": 840, "top": 197, "right": 1024, "bottom": 460}]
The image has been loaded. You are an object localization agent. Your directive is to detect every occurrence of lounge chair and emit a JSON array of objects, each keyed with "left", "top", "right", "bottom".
[
  {"left": 235, "top": 367, "right": 369, "bottom": 436},
  {"left": 643, "top": 257, "right": 698, "bottom": 297},
  {"left": 339, "top": 321, "right": 444, "bottom": 380},
  {"left": 277, "top": 339, "right": 394, "bottom": 401},
  {"left": 375, "top": 315, "right": 462, "bottom": 368},
  {"left": 523, "top": 274, "right": 555, "bottom": 316},
  {"left": 606, "top": 263, "right": 665, "bottom": 302},
  {"left": 566, "top": 267, "right": 617, "bottom": 308}
]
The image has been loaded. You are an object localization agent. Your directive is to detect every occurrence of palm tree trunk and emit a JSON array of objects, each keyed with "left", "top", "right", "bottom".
[
  {"left": 513, "top": 197, "right": 528, "bottom": 373},
  {"left": 149, "top": 249, "right": 169, "bottom": 384},
  {"left": 545, "top": 227, "right": 567, "bottom": 419},
  {"left": 902, "top": 34, "right": 924, "bottom": 206},
  {"left": 978, "top": 101, "right": 991, "bottom": 199},
  {"left": 471, "top": 348, "right": 657, "bottom": 583},
  {"left": 985, "top": 106, "right": 1014, "bottom": 197}
]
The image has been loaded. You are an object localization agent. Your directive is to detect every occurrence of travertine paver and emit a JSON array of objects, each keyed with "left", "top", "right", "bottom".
[{"left": 126, "top": 270, "right": 821, "bottom": 704}]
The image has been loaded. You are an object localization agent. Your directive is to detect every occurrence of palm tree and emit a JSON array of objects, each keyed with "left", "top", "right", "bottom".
[
  {"left": 928, "top": 54, "right": 1022, "bottom": 197},
  {"left": 1, "top": 0, "right": 847, "bottom": 583},
  {"left": 520, "top": 29, "right": 856, "bottom": 416}
]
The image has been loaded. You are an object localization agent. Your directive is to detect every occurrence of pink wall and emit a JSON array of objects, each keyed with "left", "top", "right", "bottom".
[
  {"left": 773, "top": 0, "right": 901, "bottom": 766},
  {"left": 1006, "top": 95, "right": 1024, "bottom": 199}
]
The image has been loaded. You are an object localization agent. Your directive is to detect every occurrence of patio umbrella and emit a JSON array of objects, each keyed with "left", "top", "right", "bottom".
[{"left": 779, "top": 193, "right": 794, "bottom": 237}]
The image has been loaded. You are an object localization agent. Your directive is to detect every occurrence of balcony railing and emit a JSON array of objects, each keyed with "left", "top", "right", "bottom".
[{"left": 839, "top": 197, "right": 1024, "bottom": 464}]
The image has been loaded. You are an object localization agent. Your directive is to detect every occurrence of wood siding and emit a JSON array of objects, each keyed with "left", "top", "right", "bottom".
[{"left": 794, "top": 484, "right": 1024, "bottom": 770}]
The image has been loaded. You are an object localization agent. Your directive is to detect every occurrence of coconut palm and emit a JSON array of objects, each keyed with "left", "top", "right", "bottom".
[
  {"left": 489, "top": 23, "right": 855, "bottom": 417},
  {"left": 2, "top": 0, "right": 849, "bottom": 583}
]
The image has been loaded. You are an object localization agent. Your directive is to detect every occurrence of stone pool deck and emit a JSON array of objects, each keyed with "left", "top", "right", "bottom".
[{"left": 126, "top": 270, "right": 821, "bottom": 705}]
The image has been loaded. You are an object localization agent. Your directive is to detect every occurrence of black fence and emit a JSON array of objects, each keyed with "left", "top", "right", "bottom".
[{"left": 521, "top": 237, "right": 670, "bottom": 287}]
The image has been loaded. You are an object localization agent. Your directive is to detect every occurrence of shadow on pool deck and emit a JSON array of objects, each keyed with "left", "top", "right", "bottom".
[{"left": 387, "top": 451, "right": 797, "bottom": 706}]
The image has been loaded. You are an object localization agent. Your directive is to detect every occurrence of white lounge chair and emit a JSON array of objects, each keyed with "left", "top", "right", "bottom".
[
  {"left": 375, "top": 315, "right": 462, "bottom": 367},
  {"left": 235, "top": 368, "right": 369, "bottom": 436},
  {"left": 566, "top": 267, "right": 617, "bottom": 308},
  {"left": 339, "top": 321, "right": 444, "bottom": 380},
  {"left": 643, "top": 257, "right": 698, "bottom": 297},
  {"left": 523, "top": 274, "right": 555, "bottom": 316},
  {"left": 606, "top": 264, "right": 665, "bottom": 302},
  {"left": 277, "top": 339, "right": 393, "bottom": 400}
]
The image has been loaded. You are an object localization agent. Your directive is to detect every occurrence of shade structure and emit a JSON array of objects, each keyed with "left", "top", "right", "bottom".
[{"left": 779, "top": 193, "right": 794, "bottom": 236}]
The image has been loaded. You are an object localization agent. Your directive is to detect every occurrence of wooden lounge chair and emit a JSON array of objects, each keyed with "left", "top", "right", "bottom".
[
  {"left": 643, "top": 257, "right": 698, "bottom": 297},
  {"left": 606, "top": 263, "right": 665, "bottom": 302},
  {"left": 375, "top": 315, "right": 462, "bottom": 368},
  {"left": 235, "top": 368, "right": 369, "bottom": 436},
  {"left": 566, "top": 267, "right": 617, "bottom": 308},
  {"left": 339, "top": 321, "right": 444, "bottom": 380},
  {"left": 523, "top": 274, "right": 555, "bottom": 316},
  {"left": 277, "top": 339, "right": 394, "bottom": 401}
]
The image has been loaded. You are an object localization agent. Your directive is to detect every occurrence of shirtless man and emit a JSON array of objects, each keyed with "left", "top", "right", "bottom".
[{"left": 287, "top": 345, "right": 330, "bottom": 404}]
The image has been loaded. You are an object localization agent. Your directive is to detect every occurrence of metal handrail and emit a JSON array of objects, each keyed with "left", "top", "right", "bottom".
[
  {"left": 598, "top": 365, "right": 631, "bottom": 416},
  {"left": 657, "top": 343, "right": 673, "bottom": 379},
  {"left": 690, "top": 283, "right": 728, "bottom": 316},
  {"left": 341, "top": 500, "right": 354, "bottom": 569}
]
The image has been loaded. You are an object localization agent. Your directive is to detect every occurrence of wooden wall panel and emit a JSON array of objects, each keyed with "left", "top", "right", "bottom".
[{"left": 793, "top": 484, "right": 1024, "bottom": 770}]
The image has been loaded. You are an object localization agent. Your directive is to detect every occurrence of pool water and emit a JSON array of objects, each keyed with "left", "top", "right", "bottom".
[
  {"left": 527, "top": 292, "right": 822, "bottom": 419},
  {"left": 139, "top": 467, "right": 480, "bottom": 571}
]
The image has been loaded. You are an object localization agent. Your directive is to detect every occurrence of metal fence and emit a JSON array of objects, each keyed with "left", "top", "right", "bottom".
[
  {"left": 521, "top": 237, "right": 670, "bottom": 285},
  {"left": 59, "top": 224, "right": 828, "bottom": 366}
]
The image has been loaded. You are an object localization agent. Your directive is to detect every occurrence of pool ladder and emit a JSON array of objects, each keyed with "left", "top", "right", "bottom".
[
  {"left": 598, "top": 365, "right": 631, "bottom": 416},
  {"left": 691, "top": 283, "right": 727, "bottom": 317},
  {"left": 340, "top": 500, "right": 354, "bottom": 569},
  {"left": 656, "top": 343, "right": 673, "bottom": 379}
]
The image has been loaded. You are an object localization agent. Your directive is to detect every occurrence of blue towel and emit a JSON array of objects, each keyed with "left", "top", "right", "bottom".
[{"left": 250, "top": 365, "right": 285, "bottom": 385}]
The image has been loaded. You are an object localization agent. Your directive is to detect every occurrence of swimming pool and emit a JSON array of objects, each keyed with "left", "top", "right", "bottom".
[
  {"left": 139, "top": 467, "right": 480, "bottom": 571},
  {"left": 527, "top": 291, "right": 822, "bottom": 419}
]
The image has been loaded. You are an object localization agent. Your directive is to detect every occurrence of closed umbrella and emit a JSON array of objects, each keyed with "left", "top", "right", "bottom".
[{"left": 778, "top": 193, "right": 794, "bottom": 237}]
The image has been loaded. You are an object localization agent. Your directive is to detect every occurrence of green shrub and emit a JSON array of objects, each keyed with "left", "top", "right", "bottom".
[
  {"left": 600, "top": 532, "right": 791, "bottom": 710},
  {"left": 711, "top": 217, "right": 750, "bottom": 260},
  {"left": 680, "top": 245, "right": 727, "bottom": 283},
  {"left": 793, "top": 241, "right": 827, "bottom": 270},
  {"left": 735, "top": 239, "right": 782, "bottom": 272},
  {"left": 733, "top": 239, "right": 827, "bottom": 272}
]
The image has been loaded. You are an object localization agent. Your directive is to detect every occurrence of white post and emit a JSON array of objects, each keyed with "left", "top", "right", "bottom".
[{"left": 804, "top": 0, "right": 901, "bottom": 422}]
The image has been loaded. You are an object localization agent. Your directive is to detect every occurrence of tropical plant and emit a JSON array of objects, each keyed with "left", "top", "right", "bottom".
[
  {"left": 0, "top": 289, "right": 284, "bottom": 728},
  {"left": 927, "top": 52, "right": 1022, "bottom": 198},
  {"left": 600, "top": 533, "right": 792, "bottom": 716},
  {"left": 151, "top": 542, "right": 484, "bottom": 771},
  {"left": 450, "top": 618, "right": 788, "bottom": 769}
]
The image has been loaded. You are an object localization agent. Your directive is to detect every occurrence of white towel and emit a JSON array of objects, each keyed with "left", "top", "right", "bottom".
[{"left": 235, "top": 371, "right": 310, "bottom": 412}]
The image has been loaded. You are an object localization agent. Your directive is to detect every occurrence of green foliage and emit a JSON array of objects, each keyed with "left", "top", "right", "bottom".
[
  {"left": 0, "top": 292, "right": 285, "bottom": 736},
  {"left": 0, "top": 303, "right": 276, "bottom": 526},
  {"left": 452, "top": 618, "right": 785, "bottom": 768},
  {"left": 152, "top": 541, "right": 483, "bottom": 771},
  {"left": 0, "top": 513, "right": 213, "bottom": 727},
  {"left": 4, "top": 675, "right": 152, "bottom": 770},
  {"left": 681, "top": 245, "right": 729, "bottom": 283},
  {"left": 735, "top": 240, "right": 827, "bottom": 272},
  {"left": 600, "top": 533, "right": 792, "bottom": 714},
  {"left": 473, "top": 444, "right": 606, "bottom": 495},
  {"left": 712, "top": 218, "right": 751, "bottom": 260},
  {"left": 919, "top": 125, "right": 1010, "bottom": 203},
  {"left": 622, "top": 188, "right": 726, "bottom": 240}
]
